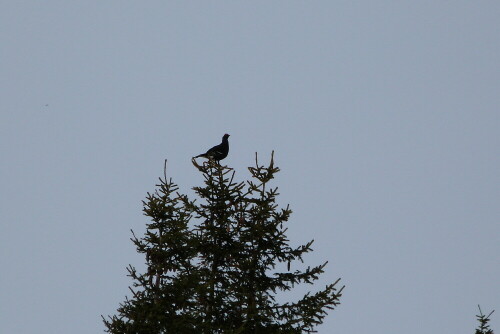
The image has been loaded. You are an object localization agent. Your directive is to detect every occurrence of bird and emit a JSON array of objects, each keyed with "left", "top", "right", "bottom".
[{"left": 194, "top": 134, "right": 230, "bottom": 161}]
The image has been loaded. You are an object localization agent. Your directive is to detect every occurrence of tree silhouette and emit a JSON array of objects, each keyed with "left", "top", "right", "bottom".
[
  {"left": 103, "top": 153, "right": 343, "bottom": 333},
  {"left": 475, "top": 305, "right": 495, "bottom": 334}
]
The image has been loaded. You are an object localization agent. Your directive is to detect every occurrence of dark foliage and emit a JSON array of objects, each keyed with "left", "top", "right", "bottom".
[
  {"left": 103, "top": 153, "right": 343, "bottom": 333},
  {"left": 476, "top": 305, "right": 495, "bottom": 334}
]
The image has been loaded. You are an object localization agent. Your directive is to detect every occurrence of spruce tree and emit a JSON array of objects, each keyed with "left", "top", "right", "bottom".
[
  {"left": 103, "top": 153, "right": 344, "bottom": 333},
  {"left": 475, "top": 306, "right": 495, "bottom": 334}
]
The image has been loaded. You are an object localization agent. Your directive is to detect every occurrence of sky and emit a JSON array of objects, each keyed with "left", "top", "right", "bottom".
[{"left": 1, "top": 1, "right": 499, "bottom": 333}]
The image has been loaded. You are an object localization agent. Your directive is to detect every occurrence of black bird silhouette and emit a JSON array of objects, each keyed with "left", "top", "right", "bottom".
[{"left": 194, "top": 134, "right": 230, "bottom": 161}]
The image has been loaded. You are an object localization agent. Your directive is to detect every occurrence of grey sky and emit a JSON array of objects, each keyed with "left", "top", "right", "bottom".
[{"left": 1, "top": 2, "right": 498, "bottom": 333}]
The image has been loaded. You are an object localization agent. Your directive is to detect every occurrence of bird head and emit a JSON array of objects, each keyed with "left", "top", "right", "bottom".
[{"left": 223, "top": 133, "right": 230, "bottom": 139}]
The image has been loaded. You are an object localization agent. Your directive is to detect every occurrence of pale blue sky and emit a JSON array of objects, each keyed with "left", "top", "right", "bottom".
[{"left": 1, "top": 2, "right": 498, "bottom": 333}]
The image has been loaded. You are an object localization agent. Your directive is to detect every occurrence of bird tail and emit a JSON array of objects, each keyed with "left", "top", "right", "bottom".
[{"left": 193, "top": 154, "right": 206, "bottom": 159}]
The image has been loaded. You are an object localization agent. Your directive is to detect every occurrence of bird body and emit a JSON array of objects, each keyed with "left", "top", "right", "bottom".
[{"left": 194, "top": 134, "right": 230, "bottom": 161}]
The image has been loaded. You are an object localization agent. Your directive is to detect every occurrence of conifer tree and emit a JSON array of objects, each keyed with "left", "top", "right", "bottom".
[
  {"left": 475, "top": 305, "right": 495, "bottom": 334},
  {"left": 103, "top": 153, "right": 344, "bottom": 333}
]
